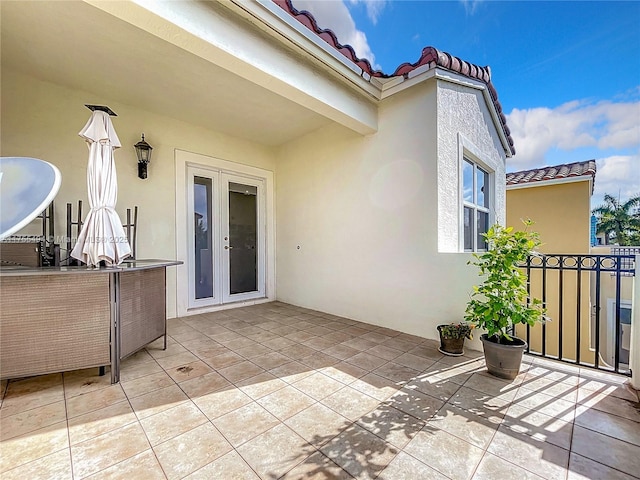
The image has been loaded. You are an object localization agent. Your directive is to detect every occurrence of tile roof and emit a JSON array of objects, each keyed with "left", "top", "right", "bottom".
[
  {"left": 273, "top": 0, "right": 515, "bottom": 155},
  {"left": 506, "top": 160, "right": 597, "bottom": 190}
]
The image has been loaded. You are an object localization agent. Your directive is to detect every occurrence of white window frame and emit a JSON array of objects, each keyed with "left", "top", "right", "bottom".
[{"left": 460, "top": 152, "right": 494, "bottom": 252}]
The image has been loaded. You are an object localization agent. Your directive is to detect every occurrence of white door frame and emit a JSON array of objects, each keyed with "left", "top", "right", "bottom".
[
  {"left": 175, "top": 150, "right": 275, "bottom": 317},
  {"left": 221, "top": 172, "right": 266, "bottom": 303}
]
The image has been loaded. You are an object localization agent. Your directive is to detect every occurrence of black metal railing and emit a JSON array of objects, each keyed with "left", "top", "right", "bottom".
[
  {"left": 521, "top": 253, "right": 636, "bottom": 376},
  {"left": 612, "top": 247, "right": 640, "bottom": 273}
]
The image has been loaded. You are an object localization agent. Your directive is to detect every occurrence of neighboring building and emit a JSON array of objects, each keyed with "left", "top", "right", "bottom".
[
  {"left": 590, "top": 245, "right": 637, "bottom": 370},
  {"left": 506, "top": 160, "right": 596, "bottom": 254},
  {"left": 506, "top": 160, "right": 596, "bottom": 363},
  {"left": 506, "top": 160, "right": 634, "bottom": 371},
  {"left": 0, "top": 0, "right": 514, "bottom": 342}
]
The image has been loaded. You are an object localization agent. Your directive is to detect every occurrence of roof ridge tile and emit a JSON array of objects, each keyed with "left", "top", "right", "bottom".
[
  {"left": 507, "top": 160, "right": 597, "bottom": 192},
  {"left": 274, "top": 0, "right": 515, "bottom": 155}
]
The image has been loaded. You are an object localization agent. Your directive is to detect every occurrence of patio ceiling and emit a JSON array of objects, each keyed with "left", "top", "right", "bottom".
[{"left": 0, "top": 1, "right": 332, "bottom": 146}]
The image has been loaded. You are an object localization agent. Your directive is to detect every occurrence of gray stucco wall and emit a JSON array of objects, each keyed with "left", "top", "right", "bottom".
[{"left": 436, "top": 78, "right": 508, "bottom": 252}]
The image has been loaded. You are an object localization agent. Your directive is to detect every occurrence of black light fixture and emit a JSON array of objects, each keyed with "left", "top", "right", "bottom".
[{"left": 134, "top": 133, "right": 153, "bottom": 179}]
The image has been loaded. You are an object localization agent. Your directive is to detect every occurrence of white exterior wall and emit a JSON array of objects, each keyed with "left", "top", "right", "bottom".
[
  {"left": 2, "top": 67, "right": 508, "bottom": 343},
  {"left": 275, "top": 79, "right": 504, "bottom": 344},
  {"left": 0, "top": 70, "right": 277, "bottom": 318},
  {"left": 437, "top": 79, "right": 507, "bottom": 252}
]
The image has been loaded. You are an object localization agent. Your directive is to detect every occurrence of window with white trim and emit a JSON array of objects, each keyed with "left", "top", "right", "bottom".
[{"left": 463, "top": 157, "right": 490, "bottom": 251}]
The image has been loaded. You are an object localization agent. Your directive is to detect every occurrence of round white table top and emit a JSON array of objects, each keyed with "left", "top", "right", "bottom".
[{"left": 0, "top": 157, "right": 61, "bottom": 241}]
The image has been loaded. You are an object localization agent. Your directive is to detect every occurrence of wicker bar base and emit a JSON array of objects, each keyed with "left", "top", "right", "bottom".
[
  {"left": 0, "top": 263, "right": 171, "bottom": 383},
  {"left": 0, "top": 274, "right": 110, "bottom": 380}
]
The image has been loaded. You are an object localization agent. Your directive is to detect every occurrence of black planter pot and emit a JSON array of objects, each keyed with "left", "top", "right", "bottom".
[
  {"left": 437, "top": 325, "right": 465, "bottom": 356},
  {"left": 480, "top": 333, "right": 527, "bottom": 380}
]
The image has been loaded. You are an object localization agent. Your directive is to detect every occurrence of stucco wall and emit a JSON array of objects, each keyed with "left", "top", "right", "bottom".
[
  {"left": 275, "top": 79, "right": 505, "bottom": 345},
  {"left": 506, "top": 180, "right": 592, "bottom": 254},
  {"left": 590, "top": 246, "right": 635, "bottom": 368},
  {"left": 2, "top": 68, "right": 508, "bottom": 344},
  {"left": 507, "top": 180, "right": 594, "bottom": 361},
  {"left": 436, "top": 80, "right": 507, "bottom": 253},
  {"left": 1, "top": 69, "right": 277, "bottom": 318}
]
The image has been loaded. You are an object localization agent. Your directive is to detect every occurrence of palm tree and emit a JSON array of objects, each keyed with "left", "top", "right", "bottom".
[{"left": 592, "top": 194, "right": 640, "bottom": 246}]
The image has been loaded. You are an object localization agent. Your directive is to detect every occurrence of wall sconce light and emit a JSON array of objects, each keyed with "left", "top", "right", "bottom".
[{"left": 134, "top": 133, "right": 153, "bottom": 179}]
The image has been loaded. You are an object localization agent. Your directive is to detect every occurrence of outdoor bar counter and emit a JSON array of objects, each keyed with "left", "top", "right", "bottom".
[{"left": 0, "top": 260, "right": 180, "bottom": 384}]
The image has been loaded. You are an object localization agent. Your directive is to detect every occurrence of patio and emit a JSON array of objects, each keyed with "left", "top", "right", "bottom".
[{"left": 1, "top": 302, "right": 638, "bottom": 480}]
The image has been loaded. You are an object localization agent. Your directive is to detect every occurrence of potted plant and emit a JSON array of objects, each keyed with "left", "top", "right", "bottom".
[
  {"left": 465, "top": 220, "right": 545, "bottom": 379},
  {"left": 437, "top": 323, "right": 474, "bottom": 356}
]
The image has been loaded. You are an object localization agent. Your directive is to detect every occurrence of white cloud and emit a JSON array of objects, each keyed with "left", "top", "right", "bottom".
[
  {"left": 593, "top": 154, "right": 640, "bottom": 207},
  {"left": 292, "top": 0, "right": 379, "bottom": 69},
  {"left": 349, "top": 0, "right": 388, "bottom": 25},
  {"left": 506, "top": 99, "right": 640, "bottom": 169},
  {"left": 460, "top": 0, "right": 484, "bottom": 16},
  {"left": 595, "top": 102, "right": 640, "bottom": 149}
]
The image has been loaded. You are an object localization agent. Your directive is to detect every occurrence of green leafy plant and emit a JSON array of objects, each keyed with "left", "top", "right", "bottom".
[
  {"left": 438, "top": 323, "right": 474, "bottom": 340},
  {"left": 464, "top": 220, "right": 545, "bottom": 343},
  {"left": 592, "top": 193, "right": 640, "bottom": 246}
]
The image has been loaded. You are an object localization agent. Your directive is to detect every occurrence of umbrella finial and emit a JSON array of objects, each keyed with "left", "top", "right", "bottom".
[{"left": 85, "top": 104, "right": 117, "bottom": 116}]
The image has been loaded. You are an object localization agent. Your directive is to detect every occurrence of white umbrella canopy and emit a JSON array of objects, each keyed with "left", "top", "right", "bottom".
[{"left": 71, "top": 111, "right": 131, "bottom": 266}]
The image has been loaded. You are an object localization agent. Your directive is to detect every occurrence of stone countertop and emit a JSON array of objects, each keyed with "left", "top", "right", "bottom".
[{"left": 0, "top": 259, "right": 182, "bottom": 276}]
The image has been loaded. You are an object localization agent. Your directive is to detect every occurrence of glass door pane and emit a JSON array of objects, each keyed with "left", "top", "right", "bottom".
[
  {"left": 477, "top": 210, "right": 489, "bottom": 250},
  {"left": 228, "top": 182, "right": 257, "bottom": 294},
  {"left": 194, "top": 176, "right": 213, "bottom": 299},
  {"left": 186, "top": 167, "right": 265, "bottom": 309},
  {"left": 463, "top": 159, "right": 474, "bottom": 203},
  {"left": 476, "top": 167, "right": 489, "bottom": 207},
  {"left": 463, "top": 206, "right": 473, "bottom": 251}
]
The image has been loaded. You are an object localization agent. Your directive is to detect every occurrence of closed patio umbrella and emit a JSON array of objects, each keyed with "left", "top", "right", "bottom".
[{"left": 71, "top": 110, "right": 131, "bottom": 266}]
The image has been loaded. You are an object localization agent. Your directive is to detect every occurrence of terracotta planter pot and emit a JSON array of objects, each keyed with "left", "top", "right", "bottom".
[
  {"left": 437, "top": 325, "right": 465, "bottom": 356},
  {"left": 480, "top": 333, "right": 527, "bottom": 380}
]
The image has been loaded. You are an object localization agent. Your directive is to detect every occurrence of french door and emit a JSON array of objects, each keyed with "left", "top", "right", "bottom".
[{"left": 187, "top": 166, "right": 265, "bottom": 307}]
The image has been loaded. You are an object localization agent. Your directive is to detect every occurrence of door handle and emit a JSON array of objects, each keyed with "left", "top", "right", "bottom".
[{"left": 224, "top": 245, "right": 233, "bottom": 250}]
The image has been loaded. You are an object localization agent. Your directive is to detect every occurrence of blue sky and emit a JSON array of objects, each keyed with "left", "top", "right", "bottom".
[{"left": 292, "top": 0, "right": 640, "bottom": 208}]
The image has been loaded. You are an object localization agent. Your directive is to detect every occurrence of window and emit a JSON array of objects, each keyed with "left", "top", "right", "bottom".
[{"left": 463, "top": 158, "right": 490, "bottom": 251}]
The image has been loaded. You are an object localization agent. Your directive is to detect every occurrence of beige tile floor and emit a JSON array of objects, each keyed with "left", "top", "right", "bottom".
[{"left": 1, "top": 302, "right": 639, "bottom": 479}]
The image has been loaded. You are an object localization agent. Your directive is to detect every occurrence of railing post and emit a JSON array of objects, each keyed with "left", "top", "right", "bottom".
[
  {"left": 576, "top": 256, "right": 582, "bottom": 365},
  {"left": 630, "top": 255, "right": 640, "bottom": 389},
  {"left": 594, "top": 257, "right": 601, "bottom": 369},
  {"left": 526, "top": 255, "right": 531, "bottom": 352},
  {"left": 558, "top": 256, "right": 564, "bottom": 361},
  {"left": 542, "top": 256, "right": 547, "bottom": 357},
  {"left": 615, "top": 254, "right": 622, "bottom": 373}
]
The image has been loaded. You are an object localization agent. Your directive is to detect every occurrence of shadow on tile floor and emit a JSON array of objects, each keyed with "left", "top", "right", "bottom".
[{"left": 1, "top": 302, "right": 639, "bottom": 479}]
